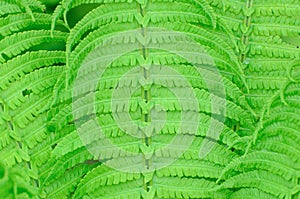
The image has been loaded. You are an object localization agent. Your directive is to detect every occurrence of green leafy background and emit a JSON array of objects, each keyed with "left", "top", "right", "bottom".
[{"left": 0, "top": 0, "right": 299, "bottom": 198}]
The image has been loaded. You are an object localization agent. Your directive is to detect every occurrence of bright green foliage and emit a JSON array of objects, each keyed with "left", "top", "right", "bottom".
[{"left": 0, "top": 0, "right": 299, "bottom": 198}]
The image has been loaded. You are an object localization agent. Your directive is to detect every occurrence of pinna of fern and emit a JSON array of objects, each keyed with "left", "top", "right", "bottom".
[{"left": 0, "top": 1, "right": 68, "bottom": 198}]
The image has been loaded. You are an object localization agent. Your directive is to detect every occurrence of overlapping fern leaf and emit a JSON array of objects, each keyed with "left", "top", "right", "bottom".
[
  {"left": 0, "top": 0, "right": 299, "bottom": 198},
  {"left": 0, "top": 1, "right": 68, "bottom": 198}
]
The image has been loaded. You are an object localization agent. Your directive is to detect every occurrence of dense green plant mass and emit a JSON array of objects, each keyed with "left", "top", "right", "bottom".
[{"left": 0, "top": 0, "right": 299, "bottom": 198}]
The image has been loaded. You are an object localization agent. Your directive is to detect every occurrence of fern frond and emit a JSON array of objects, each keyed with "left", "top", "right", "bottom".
[
  {"left": 20, "top": 114, "right": 47, "bottom": 149},
  {"left": 260, "top": 121, "right": 300, "bottom": 143},
  {"left": 73, "top": 164, "right": 141, "bottom": 198},
  {"left": 0, "top": 30, "right": 67, "bottom": 63},
  {"left": 150, "top": 87, "right": 252, "bottom": 124},
  {"left": 249, "top": 38, "right": 299, "bottom": 59},
  {"left": 230, "top": 188, "right": 277, "bottom": 199},
  {"left": 68, "top": 21, "right": 247, "bottom": 91},
  {"left": 218, "top": 151, "right": 298, "bottom": 182},
  {"left": 247, "top": 58, "right": 289, "bottom": 73},
  {"left": 252, "top": 16, "right": 300, "bottom": 37},
  {"left": 65, "top": 1, "right": 213, "bottom": 55},
  {"left": 0, "top": 143, "right": 30, "bottom": 166},
  {"left": 66, "top": 3, "right": 137, "bottom": 53},
  {"left": 90, "top": 85, "right": 250, "bottom": 124},
  {"left": 253, "top": 4, "right": 300, "bottom": 18},
  {"left": 220, "top": 170, "right": 295, "bottom": 198},
  {"left": 22, "top": 0, "right": 46, "bottom": 12},
  {"left": 154, "top": 176, "right": 228, "bottom": 199},
  {"left": 43, "top": 164, "right": 97, "bottom": 199},
  {"left": 41, "top": 146, "right": 94, "bottom": 185},
  {"left": 254, "top": 140, "right": 300, "bottom": 164},
  {"left": 51, "top": 5, "right": 65, "bottom": 37},
  {"left": 15, "top": 0, "right": 36, "bottom": 21},
  {"left": 47, "top": 102, "right": 73, "bottom": 132},
  {"left": 52, "top": 127, "right": 141, "bottom": 161},
  {"left": 10, "top": 91, "right": 52, "bottom": 128},
  {"left": 153, "top": 135, "right": 238, "bottom": 166},
  {"left": 0, "top": 50, "right": 65, "bottom": 89},
  {"left": 85, "top": 178, "right": 144, "bottom": 199},
  {"left": 0, "top": 124, "right": 20, "bottom": 149},
  {"left": 0, "top": 1, "right": 21, "bottom": 16},
  {"left": 245, "top": 75, "right": 287, "bottom": 90},
  {"left": 0, "top": 13, "right": 67, "bottom": 37},
  {"left": 1, "top": 66, "right": 64, "bottom": 110},
  {"left": 156, "top": 158, "right": 223, "bottom": 179},
  {"left": 30, "top": 125, "right": 74, "bottom": 167}
]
